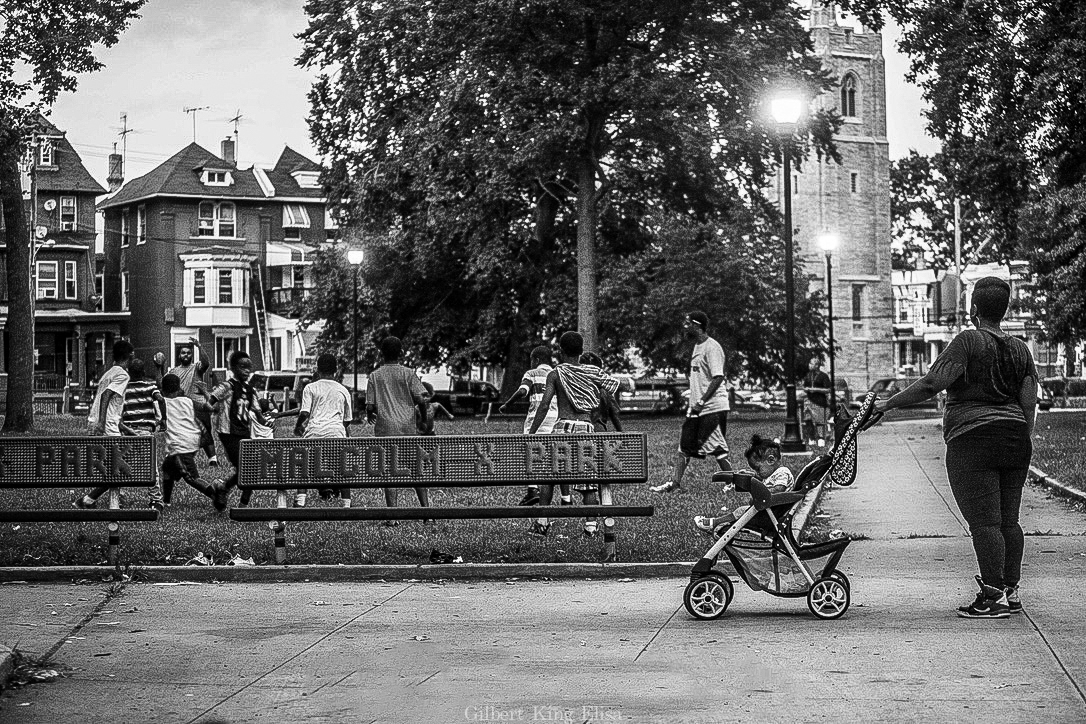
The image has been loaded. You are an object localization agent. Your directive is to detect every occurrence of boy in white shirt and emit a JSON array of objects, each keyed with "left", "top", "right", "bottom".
[
  {"left": 74, "top": 340, "right": 133, "bottom": 509},
  {"left": 294, "top": 353, "right": 353, "bottom": 507},
  {"left": 159, "top": 373, "right": 218, "bottom": 506}
]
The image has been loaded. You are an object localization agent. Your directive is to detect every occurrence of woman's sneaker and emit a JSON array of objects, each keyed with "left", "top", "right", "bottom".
[
  {"left": 957, "top": 576, "right": 1011, "bottom": 619},
  {"left": 1005, "top": 585, "right": 1022, "bottom": 613}
]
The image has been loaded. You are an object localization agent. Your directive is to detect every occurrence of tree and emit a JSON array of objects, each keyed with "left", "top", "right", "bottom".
[
  {"left": 890, "top": 151, "right": 996, "bottom": 271},
  {"left": 841, "top": 0, "right": 1086, "bottom": 341},
  {"left": 0, "top": 0, "right": 145, "bottom": 431},
  {"left": 599, "top": 213, "right": 827, "bottom": 383},
  {"left": 300, "top": 0, "right": 838, "bottom": 390}
]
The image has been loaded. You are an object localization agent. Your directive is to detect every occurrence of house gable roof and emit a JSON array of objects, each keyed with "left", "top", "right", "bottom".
[
  {"left": 31, "top": 115, "right": 106, "bottom": 195},
  {"left": 264, "top": 146, "right": 324, "bottom": 199},
  {"left": 98, "top": 142, "right": 267, "bottom": 210}
]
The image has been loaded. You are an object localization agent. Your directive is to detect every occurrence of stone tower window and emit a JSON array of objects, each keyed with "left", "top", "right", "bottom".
[{"left": 840, "top": 74, "right": 858, "bottom": 118}]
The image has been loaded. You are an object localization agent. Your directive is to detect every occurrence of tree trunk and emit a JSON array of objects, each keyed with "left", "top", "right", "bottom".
[
  {"left": 0, "top": 149, "right": 34, "bottom": 432},
  {"left": 575, "top": 157, "right": 598, "bottom": 352}
]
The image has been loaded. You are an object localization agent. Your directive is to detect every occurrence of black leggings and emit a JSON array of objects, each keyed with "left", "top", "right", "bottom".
[{"left": 945, "top": 421, "right": 1032, "bottom": 589}]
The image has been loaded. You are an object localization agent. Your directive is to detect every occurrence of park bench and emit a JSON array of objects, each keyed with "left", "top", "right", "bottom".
[
  {"left": 230, "top": 432, "right": 653, "bottom": 563},
  {"left": 0, "top": 436, "right": 159, "bottom": 566}
]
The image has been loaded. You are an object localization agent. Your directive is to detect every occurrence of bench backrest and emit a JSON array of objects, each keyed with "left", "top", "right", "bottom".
[
  {"left": 238, "top": 433, "right": 648, "bottom": 489},
  {"left": 0, "top": 436, "right": 157, "bottom": 489}
]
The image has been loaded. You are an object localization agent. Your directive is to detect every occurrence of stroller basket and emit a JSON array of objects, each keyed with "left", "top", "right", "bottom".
[{"left": 727, "top": 530, "right": 849, "bottom": 595}]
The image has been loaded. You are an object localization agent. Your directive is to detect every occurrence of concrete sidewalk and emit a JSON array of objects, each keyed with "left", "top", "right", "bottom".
[{"left": 2, "top": 420, "right": 1085, "bottom": 723}]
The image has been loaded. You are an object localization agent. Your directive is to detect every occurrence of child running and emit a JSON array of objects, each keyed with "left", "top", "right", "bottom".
[
  {"left": 119, "top": 358, "right": 165, "bottom": 510},
  {"left": 207, "top": 351, "right": 266, "bottom": 510},
  {"left": 694, "top": 434, "right": 794, "bottom": 535},
  {"left": 416, "top": 381, "right": 454, "bottom": 436},
  {"left": 159, "top": 373, "right": 218, "bottom": 507}
]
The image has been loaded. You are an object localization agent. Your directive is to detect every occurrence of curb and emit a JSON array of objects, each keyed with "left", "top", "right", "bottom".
[
  {"left": 0, "top": 562, "right": 695, "bottom": 584},
  {"left": 1028, "top": 464, "right": 1086, "bottom": 505}
]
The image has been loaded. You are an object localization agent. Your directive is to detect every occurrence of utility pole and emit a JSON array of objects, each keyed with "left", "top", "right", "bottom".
[{"left": 183, "top": 106, "right": 210, "bottom": 143}]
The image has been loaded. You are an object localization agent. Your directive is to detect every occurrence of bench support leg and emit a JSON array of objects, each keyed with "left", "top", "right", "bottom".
[
  {"left": 273, "top": 491, "right": 288, "bottom": 565},
  {"left": 107, "top": 488, "right": 121, "bottom": 567},
  {"left": 600, "top": 483, "right": 617, "bottom": 563}
]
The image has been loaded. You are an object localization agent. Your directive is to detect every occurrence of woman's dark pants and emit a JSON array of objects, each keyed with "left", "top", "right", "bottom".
[{"left": 945, "top": 421, "right": 1032, "bottom": 590}]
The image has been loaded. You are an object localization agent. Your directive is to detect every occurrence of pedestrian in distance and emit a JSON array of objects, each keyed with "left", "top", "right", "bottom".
[
  {"left": 207, "top": 351, "right": 266, "bottom": 511},
  {"left": 416, "top": 381, "right": 454, "bottom": 436},
  {"left": 527, "top": 331, "right": 620, "bottom": 538},
  {"left": 875, "top": 276, "right": 1037, "bottom": 619},
  {"left": 498, "top": 344, "right": 566, "bottom": 506},
  {"left": 651, "top": 311, "right": 732, "bottom": 494},
  {"left": 366, "top": 336, "right": 431, "bottom": 519},
  {"left": 294, "top": 353, "right": 354, "bottom": 507},
  {"left": 802, "top": 355, "right": 832, "bottom": 448},
  {"left": 74, "top": 339, "right": 133, "bottom": 509},
  {"left": 158, "top": 373, "right": 218, "bottom": 507}
]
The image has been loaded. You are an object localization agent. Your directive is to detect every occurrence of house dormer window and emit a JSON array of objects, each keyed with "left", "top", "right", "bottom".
[
  {"left": 290, "top": 170, "right": 321, "bottom": 189},
  {"left": 198, "top": 201, "right": 236, "bottom": 238},
  {"left": 39, "top": 141, "right": 54, "bottom": 167},
  {"left": 202, "top": 169, "right": 233, "bottom": 186},
  {"left": 282, "top": 204, "right": 311, "bottom": 241},
  {"left": 840, "top": 74, "right": 858, "bottom": 118}
]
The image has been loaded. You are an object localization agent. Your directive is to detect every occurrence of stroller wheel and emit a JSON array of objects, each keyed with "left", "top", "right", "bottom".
[
  {"left": 827, "top": 570, "right": 851, "bottom": 592},
  {"left": 807, "top": 577, "right": 850, "bottom": 620},
  {"left": 683, "top": 574, "right": 733, "bottom": 620}
]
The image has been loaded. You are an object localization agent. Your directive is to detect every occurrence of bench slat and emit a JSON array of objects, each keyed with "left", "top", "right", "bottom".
[
  {"left": 0, "top": 509, "right": 160, "bottom": 522},
  {"left": 230, "top": 505, "right": 654, "bottom": 522}
]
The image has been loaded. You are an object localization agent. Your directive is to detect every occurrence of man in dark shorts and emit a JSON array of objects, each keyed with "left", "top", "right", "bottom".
[
  {"left": 651, "top": 311, "right": 732, "bottom": 493},
  {"left": 802, "top": 355, "right": 832, "bottom": 446}
]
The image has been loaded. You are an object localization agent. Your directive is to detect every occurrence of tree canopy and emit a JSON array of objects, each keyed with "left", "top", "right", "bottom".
[
  {"left": 299, "top": 0, "right": 838, "bottom": 389},
  {"left": 0, "top": 0, "right": 145, "bottom": 432}
]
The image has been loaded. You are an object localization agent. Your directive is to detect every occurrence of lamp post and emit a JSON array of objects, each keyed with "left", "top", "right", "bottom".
[
  {"left": 346, "top": 249, "right": 365, "bottom": 418},
  {"left": 770, "top": 91, "right": 806, "bottom": 453},
  {"left": 819, "top": 232, "right": 839, "bottom": 428}
]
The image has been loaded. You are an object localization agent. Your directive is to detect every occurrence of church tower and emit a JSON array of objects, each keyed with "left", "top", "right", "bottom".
[{"left": 789, "top": 1, "right": 894, "bottom": 391}]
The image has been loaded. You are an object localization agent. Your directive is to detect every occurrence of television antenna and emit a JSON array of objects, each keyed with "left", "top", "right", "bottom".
[{"left": 183, "top": 106, "right": 210, "bottom": 142}]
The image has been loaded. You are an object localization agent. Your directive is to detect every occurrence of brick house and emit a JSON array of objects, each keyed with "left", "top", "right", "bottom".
[
  {"left": 24, "top": 116, "right": 125, "bottom": 393},
  {"left": 99, "top": 139, "right": 330, "bottom": 372}
]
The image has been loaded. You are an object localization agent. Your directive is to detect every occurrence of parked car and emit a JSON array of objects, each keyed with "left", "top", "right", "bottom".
[
  {"left": 619, "top": 376, "right": 685, "bottom": 415},
  {"left": 249, "top": 370, "right": 312, "bottom": 411},
  {"left": 431, "top": 378, "right": 501, "bottom": 416},
  {"left": 1037, "top": 384, "right": 1054, "bottom": 411}
]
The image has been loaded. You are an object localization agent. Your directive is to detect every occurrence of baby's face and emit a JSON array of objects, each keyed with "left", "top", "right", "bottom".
[{"left": 750, "top": 454, "right": 779, "bottom": 477}]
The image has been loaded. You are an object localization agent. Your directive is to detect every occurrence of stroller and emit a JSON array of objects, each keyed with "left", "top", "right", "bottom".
[{"left": 683, "top": 391, "right": 881, "bottom": 621}]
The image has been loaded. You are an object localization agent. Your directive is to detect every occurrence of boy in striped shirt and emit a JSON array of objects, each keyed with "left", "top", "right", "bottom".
[
  {"left": 499, "top": 345, "right": 561, "bottom": 506},
  {"left": 120, "top": 358, "right": 166, "bottom": 510}
]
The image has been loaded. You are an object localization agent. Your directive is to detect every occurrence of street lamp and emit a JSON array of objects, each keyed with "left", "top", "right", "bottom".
[
  {"left": 346, "top": 248, "right": 365, "bottom": 418},
  {"left": 770, "top": 88, "right": 807, "bottom": 453},
  {"left": 819, "top": 232, "right": 839, "bottom": 431}
]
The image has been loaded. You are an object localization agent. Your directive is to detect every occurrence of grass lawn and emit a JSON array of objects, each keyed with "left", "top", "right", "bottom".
[
  {"left": 0, "top": 411, "right": 815, "bottom": 567},
  {"left": 1032, "top": 411, "right": 1086, "bottom": 493}
]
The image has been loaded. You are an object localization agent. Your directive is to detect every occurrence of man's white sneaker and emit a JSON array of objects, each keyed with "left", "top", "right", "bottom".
[{"left": 649, "top": 480, "right": 684, "bottom": 494}]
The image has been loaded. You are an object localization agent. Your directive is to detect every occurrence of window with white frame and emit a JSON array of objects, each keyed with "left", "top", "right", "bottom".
[
  {"left": 192, "top": 270, "right": 206, "bottom": 304},
  {"left": 282, "top": 204, "right": 311, "bottom": 241},
  {"left": 218, "top": 269, "right": 233, "bottom": 304},
  {"left": 64, "top": 260, "right": 77, "bottom": 299},
  {"left": 38, "top": 141, "right": 54, "bottom": 166},
  {"left": 60, "top": 196, "right": 76, "bottom": 231},
  {"left": 215, "top": 336, "right": 248, "bottom": 368},
  {"left": 137, "top": 205, "right": 147, "bottom": 244},
  {"left": 121, "top": 271, "right": 130, "bottom": 310},
  {"left": 94, "top": 269, "right": 104, "bottom": 310},
  {"left": 197, "top": 201, "right": 236, "bottom": 237},
  {"left": 35, "top": 261, "right": 58, "bottom": 299},
  {"left": 202, "top": 169, "right": 232, "bottom": 186},
  {"left": 120, "top": 210, "right": 130, "bottom": 247}
]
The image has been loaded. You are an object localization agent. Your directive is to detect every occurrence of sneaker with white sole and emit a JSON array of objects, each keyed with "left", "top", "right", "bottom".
[
  {"left": 957, "top": 576, "right": 1011, "bottom": 619},
  {"left": 649, "top": 480, "right": 684, "bottom": 494},
  {"left": 693, "top": 515, "right": 722, "bottom": 534},
  {"left": 339, "top": 497, "right": 352, "bottom": 508},
  {"left": 1005, "top": 585, "right": 1022, "bottom": 613},
  {"left": 294, "top": 493, "right": 307, "bottom": 508},
  {"left": 73, "top": 495, "right": 97, "bottom": 509}
]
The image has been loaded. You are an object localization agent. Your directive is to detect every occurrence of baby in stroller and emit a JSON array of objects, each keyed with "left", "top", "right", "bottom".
[
  {"left": 682, "top": 390, "right": 881, "bottom": 620},
  {"left": 693, "top": 435, "right": 794, "bottom": 536}
]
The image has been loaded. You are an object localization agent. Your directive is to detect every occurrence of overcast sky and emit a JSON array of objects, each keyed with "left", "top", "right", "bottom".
[{"left": 49, "top": 1, "right": 940, "bottom": 188}]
